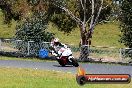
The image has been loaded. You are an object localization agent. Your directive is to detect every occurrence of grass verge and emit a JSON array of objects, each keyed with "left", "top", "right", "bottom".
[
  {"left": 0, "top": 56, "right": 56, "bottom": 62},
  {"left": 0, "top": 67, "right": 131, "bottom": 88}
]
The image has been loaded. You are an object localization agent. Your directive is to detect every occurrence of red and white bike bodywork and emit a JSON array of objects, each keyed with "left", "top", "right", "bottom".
[{"left": 52, "top": 47, "right": 79, "bottom": 67}]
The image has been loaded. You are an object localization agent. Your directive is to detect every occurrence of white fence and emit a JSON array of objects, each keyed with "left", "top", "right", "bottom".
[
  {"left": 0, "top": 39, "right": 50, "bottom": 56},
  {"left": 0, "top": 39, "right": 132, "bottom": 63},
  {"left": 71, "top": 45, "right": 132, "bottom": 63}
]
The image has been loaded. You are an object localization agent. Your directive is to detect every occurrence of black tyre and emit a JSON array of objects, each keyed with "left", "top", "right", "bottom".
[{"left": 71, "top": 58, "right": 79, "bottom": 67}]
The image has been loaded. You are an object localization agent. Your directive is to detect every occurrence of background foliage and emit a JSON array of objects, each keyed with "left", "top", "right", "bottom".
[
  {"left": 15, "top": 11, "right": 54, "bottom": 42},
  {"left": 120, "top": 0, "right": 132, "bottom": 48}
]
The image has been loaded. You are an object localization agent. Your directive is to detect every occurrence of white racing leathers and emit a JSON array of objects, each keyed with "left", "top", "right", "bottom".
[
  {"left": 50, "top": 43, "right": 74, "bottom": 61},
  {"left": 58, "top": 47, "right": 74, "bottom": 62}
]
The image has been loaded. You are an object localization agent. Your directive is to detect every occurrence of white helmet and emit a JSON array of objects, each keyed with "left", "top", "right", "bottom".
[{"left": 53, "top": 38, "right": 59, "bottom": 43}]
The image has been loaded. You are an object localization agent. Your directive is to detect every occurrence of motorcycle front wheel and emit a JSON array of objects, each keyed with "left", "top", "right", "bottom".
[{"left": 56, "top": 59, "right": 66, "bottom": 67}]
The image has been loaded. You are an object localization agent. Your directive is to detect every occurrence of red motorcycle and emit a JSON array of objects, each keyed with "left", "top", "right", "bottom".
[{"left": 52, "top": 47, "right": 79, "bottom": 67}]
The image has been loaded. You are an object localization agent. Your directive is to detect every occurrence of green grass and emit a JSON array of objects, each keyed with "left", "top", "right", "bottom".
[
  {"left": 0, "top": 67, "right": 131, "bottom": 88},
  {"left": 0, "top": 56, "right": 39, "bottom": 61},
  {"left": 93, "top": 22, "right": 124, "bottom": 48},
  {"left": 47, "top": 22, "right": 124, "bottom": 48},
  {"left": 47, "top": 23, "right": 80, "bottom": 46},
  {"left": 0, "top": 56, "right": 56, "bottom": 63},
  {"left": 0, "top": 9, "right": 17, "bottom": 38}
]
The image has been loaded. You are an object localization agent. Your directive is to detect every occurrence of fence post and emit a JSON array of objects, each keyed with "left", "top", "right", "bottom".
[
  {"left": 79, "top": 45, "right": 90, "bottom": 61},
  {"left": 27, "top": 41, "right": 30, "bottom": 56},
  {"left": 0, "top": 39, "right": 1, "bottom": 50},
  {"left": 119, "top": 48, "right": 122, "bottom": 62}
]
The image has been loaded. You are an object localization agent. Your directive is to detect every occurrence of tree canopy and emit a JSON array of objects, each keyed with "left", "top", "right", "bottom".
[
  {"left": 50, "top": 0, "right": 112, "bottom": 33},
  {"left": 0, "top": 0, "right": 112, "bottom": 30},
  {"left": 120, "top": 0, "right": 132, "bottom": 48}
]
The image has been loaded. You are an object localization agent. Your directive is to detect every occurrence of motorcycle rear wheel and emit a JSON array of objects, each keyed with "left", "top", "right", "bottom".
[{"left": 71, "top": 58, "right": 79, "bottom": 67}]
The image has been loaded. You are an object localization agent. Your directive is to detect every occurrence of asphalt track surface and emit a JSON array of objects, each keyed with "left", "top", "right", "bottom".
[{"left": 0, "top": 60, "right": 132, "bottom": 76}]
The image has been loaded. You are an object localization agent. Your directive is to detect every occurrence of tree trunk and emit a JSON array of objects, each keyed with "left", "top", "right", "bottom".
[{"left": 79, "top": 24, "right": 91, "bottom": 62}]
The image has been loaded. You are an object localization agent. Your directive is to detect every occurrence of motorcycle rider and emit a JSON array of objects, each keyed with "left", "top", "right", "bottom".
[
  {"left": 50, "top": 38, "right": 68, "bottom": 57},
  {"left": 50, "top": 38, "right": 79, "bottom": 67}
]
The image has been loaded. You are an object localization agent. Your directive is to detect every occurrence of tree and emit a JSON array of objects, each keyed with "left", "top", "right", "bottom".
[
  {"left": 15, "top": 11, "right": 54, "bottom": 42},
  {"left": 0, "top": 0, "right": 54, "bottom": 42},
  {"left": 50, "top": 0, "right": 112, "bottom": 61},
  {"left": 0, "top": 0, "right": 54, "bottom": 55},
  {"left": 0, "top": 0, "right": 31, "bottom": 24},
  {"left": 120, "top": 0, "right": 132, "bottom": 48},
  {"left": 15, "top": 11, "right": 54, "bottom": 55}
]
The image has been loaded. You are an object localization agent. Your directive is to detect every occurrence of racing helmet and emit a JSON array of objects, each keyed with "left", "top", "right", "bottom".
[{"left": 53, "top": 38, "right": 60, "bottom": 45}]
